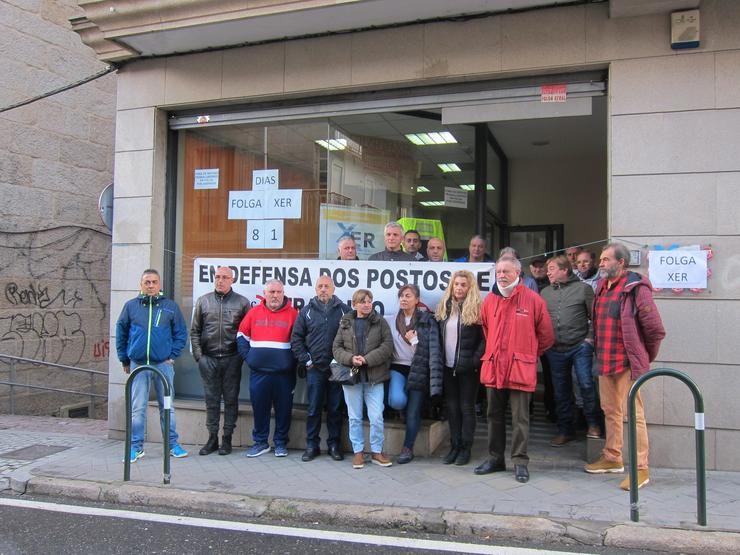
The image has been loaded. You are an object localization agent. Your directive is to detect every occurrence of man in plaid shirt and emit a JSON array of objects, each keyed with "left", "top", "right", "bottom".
[{"left": 585, "top": 243, "right": 665, "bottom": 490}]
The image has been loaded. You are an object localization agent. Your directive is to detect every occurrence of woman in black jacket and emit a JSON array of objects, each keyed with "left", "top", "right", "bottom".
[
  {"left": 435, "top": 270, "right": 484, "bottom": 466},
  {"left": 386, "top": 284, "right": 442, "bottom": 464}
]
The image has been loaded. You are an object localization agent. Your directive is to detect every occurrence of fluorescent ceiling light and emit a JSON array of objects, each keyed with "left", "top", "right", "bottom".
[
  {"left": 416, "top": 185, "right": 430, "bottom": 193},
  {"left": 315, "top": 139, "right": 347, "bottom": 151},
  {"left": 437, "top": 163, "right": 461, "bottom": 173},
  {"left": 419, "top": 200, "right": 445, "bottom": 207},
  {"left": 405, "top": 132, "right": 457, "bottom": 145},
  {"left": 459, "top": 183, "right": 495, "bottom": 191}
]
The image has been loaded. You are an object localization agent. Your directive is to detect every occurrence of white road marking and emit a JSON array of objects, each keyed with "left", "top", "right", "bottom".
[{"left": 0, "top": 497, "right": 587, "bottom": 555}]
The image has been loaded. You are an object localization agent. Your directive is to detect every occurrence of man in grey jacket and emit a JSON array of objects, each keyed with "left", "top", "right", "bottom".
[
  {"left": 368, "top": 222, "right": 415, "bottom": 261},
  {"left": 541, "top": 255, "right": 601, "bottom": 446},
  {"left": 191, "top": 266, "right": 250, "bottom": 455}
]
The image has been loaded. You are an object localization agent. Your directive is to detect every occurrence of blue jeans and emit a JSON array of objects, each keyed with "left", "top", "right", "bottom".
[
  {"left": 305, "top": 368, "right": 343, "bottom": 450},
  {"left": 387, "top": 369, "right": 408, "bottom": 410},
  {"left": 130, "top": 361, "right": 179, "bottom": 451},
  {"left": 387, "top": 370, "right": 424, "bottom": 450},
  {"left": 546, "top": 341, "right": 598, "bottom": 435},
  {"left": 342, "top": 382, "right": 384, "bottom": 454}
]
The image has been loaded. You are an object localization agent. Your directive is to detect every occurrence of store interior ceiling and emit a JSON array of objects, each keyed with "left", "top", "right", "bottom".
[{"left": 201, "top": 94, "right": 606, "bottom": 206}]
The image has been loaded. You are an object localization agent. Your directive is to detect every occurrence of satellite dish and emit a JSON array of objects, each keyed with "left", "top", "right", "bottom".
[{"left": 98, "top": 183, "right": 113, "bottom": 230}]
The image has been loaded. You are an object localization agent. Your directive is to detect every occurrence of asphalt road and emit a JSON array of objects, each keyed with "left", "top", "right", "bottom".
[{"left": 0, "top": 496, "right": 661, "bottom": 555}]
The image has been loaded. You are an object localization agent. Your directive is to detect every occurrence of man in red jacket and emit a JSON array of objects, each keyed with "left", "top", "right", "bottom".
[
  {"left": 237, "top": 279, "right": 298, "bottom": 458},
  {"left": 585, "top": 243, "right": 665, "bottom": 490},
  {"left": 474, "top": 256, "right": 554, "bottom": 483}
]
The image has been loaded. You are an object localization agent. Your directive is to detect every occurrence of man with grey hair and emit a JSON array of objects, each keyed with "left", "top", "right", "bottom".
[
  {"left": 336, "top": 235, "right": 359, "bottom": 260},
  {"left": 369, "top": 222, "right": 415, "bottom": 261},
  {"left": 585, "top": 243, "right": 665, "bottom": 491},
  {"left": 237, "top": 279, "right": 298, "bottom": 457},
  {"left": 475, "top": 256, "right": 554, "bottom": 483},
  {"left": 191, "top": 266, "right": 250, "bottom": 456},
  {"left": 498, "top": 247, "right": 538, "bottom": 292},
  {"left": 455, "top": 235, "right": 493, "bottom": 263}
]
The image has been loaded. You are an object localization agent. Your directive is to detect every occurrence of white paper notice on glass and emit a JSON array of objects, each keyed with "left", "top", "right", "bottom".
[
  {"left": 648, "top": 249, "right": 707, "bottom": 289},
  {"left": 247, "top": 220, "right": 284, "bottom": 249},
  {"left": 265, "top": 189, "right": 302, "bottom": 219},
  {"left": 252, "top": 169, "right": 279, "bottom": 191},
  {"left": 194, "top": 168, "right": 219, "bottom": 190},
  {"left": 444, "top": 187, "right": 468, "bottom": 209}
]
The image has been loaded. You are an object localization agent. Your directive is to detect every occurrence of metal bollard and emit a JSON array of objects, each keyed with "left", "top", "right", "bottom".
[
  {"left": 627, "top": 367, "right": 706, "bottom": 526},
  {"left": 124, "top": 364, "right": 172, "bottom": 485}
]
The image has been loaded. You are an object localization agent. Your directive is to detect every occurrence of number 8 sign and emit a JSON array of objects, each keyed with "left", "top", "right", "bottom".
[{"left": 247, "top": 220, "right": 284, "bottom": 249}]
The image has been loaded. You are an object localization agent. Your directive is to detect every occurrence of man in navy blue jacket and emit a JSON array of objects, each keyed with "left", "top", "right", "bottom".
[
  {"left": 291, "top": 275, "right": 350, "bottom": 462},
  {"left": 116, "top": 269, "right": 188, "bottom": 463}
]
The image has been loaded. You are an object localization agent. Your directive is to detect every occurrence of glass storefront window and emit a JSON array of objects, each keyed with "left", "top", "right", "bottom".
[{"left": 172, "top": 113, "right": 503, "bottom": 400}]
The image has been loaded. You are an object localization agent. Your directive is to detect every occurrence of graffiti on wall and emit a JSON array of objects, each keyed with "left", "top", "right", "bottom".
[
  {"left": 5, "top": 282, "right": 83, "bottom": 309},
  {"left": 0, "top": 227, "right": 111, "bottom": 368}
]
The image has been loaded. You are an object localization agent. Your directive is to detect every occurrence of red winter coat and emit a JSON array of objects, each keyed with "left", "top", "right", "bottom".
[{"left": 480, "top": 282, "right": 554, "bottom": 392}]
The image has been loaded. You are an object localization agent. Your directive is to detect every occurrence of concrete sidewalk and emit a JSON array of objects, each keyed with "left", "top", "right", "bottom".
[{"left": 1, "top": 414, "right": 739, "bottom": 553}]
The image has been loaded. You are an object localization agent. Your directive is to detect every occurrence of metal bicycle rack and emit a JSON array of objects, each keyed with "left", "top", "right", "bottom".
[
  {"left": 627, "top": 367, "right": 706, "bottom": 526},
  {"left": 123, "top": 365, "right": 172, "bottom": 484}
]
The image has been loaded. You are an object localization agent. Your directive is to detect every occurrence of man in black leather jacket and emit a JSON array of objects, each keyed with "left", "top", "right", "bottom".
[{"left": 191, "top": 266, "right": 250, "bottom": 455}]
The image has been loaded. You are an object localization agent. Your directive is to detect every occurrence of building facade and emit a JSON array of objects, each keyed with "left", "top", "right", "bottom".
[
  {"left": 73, "top": 0, "right": 740, "bottom": 469},
  {"left": 0, "top": 0, "right": 114, "bottom": 415}
]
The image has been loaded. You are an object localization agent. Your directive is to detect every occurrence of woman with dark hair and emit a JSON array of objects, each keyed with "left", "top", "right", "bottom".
[
  {"left": 435, "top": 270, "right": 484, "bottom": 466},
  {"left": 333, "top": 289, "right": 393, "bottom": 469},
  {"left": 386, "top": 284, "right": 442, "bottom": 464}
]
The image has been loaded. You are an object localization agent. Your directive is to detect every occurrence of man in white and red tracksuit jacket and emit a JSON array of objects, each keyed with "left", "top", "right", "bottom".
[
  {"left": 474, "top": 256, "right": 554, "bottom": 484},
  {"left": 237, "top": 279, "right": 298, "bottom": 457}
]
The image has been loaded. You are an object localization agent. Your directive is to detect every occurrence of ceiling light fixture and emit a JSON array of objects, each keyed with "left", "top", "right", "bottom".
[
  {"left": 419, "top": 200, "right": 445, "bottom": 207},
  {"left": 416, "top": 186, "right": 430, "bottom": 193},
  {"left": 405, "top": 132, "right": 457, "bottom": 145},
  {"left": 459, "top": 184, "right": 495, "bottom": 191},
  {"left": 315, "top": 139, "right": 347, "bottom": 151},
  {"left": 437, "top": 163, "right": 461, "bottom": 173}
]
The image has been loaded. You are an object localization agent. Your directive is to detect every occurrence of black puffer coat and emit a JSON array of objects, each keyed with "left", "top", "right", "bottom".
[
  {"left": 403, "top": 310, "right": 443, "bottom": 395},
  {"left": 437, "top": 299, "right": 484, "bottom": 374}
]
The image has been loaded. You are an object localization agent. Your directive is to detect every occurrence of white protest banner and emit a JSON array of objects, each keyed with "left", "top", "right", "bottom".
[
  {"left": 648, "top": 250, "right": 708, "bottom": 289},
  {"left": 193, "top": 258, "right": 495, "bottom": 315}
]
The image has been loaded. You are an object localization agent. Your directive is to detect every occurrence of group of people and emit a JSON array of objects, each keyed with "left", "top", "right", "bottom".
[{"left": 116, "top": 226, "right": 664, "bottom": 490}]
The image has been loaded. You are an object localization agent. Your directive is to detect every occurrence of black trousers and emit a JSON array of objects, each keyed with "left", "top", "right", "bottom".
[
  {"left": 443, "top": 367, "right": 479, "bottom": 446},
  {"left": 198, "top": 353, "right": 243, "bottom": 435}
]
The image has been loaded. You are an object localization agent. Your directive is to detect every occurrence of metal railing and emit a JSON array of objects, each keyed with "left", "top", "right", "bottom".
[
  {"left": 123, "top": 365, "right": 171, "bottom": 485},
  {"left": 628, "top": 367, "right": 706, "bottom": 526},
  {"left": 0, "top": 353, "right": 107, "bottom": 415}
]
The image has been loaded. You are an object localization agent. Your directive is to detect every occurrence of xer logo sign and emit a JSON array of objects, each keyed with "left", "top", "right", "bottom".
[{"left": 337, "top": 224, "right": 375, "bottom": 248}]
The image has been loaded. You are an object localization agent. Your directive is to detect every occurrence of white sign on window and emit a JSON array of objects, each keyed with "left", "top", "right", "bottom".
[
  {"left": 247, "top": 220, "right": 284, "bottom": 249},
  {"left": 252, "top": 169, "right": 279, "bottom": 190},
  {"left": 194, "top": 168, "right": 219, "bottom": 190},
  {"left": 444, "top": 187, "right": 468, "bottom": 209},
  {"left": 228, "top": 190, "right": 302, "bottom": 220},
  {"left": 265, "top": 189, "right": 302, "bottom": 219},
  {"left": 648, "top": 250, "right": 707, "bottom": 289},
  {"left": 228, "top": 191, "right": 265, "bottom": 219}
]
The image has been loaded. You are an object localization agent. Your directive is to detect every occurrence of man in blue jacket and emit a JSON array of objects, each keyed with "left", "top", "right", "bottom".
[
  {"left": 116, "top": 269, "right": 189, "bottom": 463},
  {"left": 291, "top": 275, "right": 350, "bottom": 462}
]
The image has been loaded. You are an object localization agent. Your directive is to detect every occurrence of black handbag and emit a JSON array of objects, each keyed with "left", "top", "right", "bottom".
[{"left": 329, "top": 359, "right": 359, "bottom": 385}]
